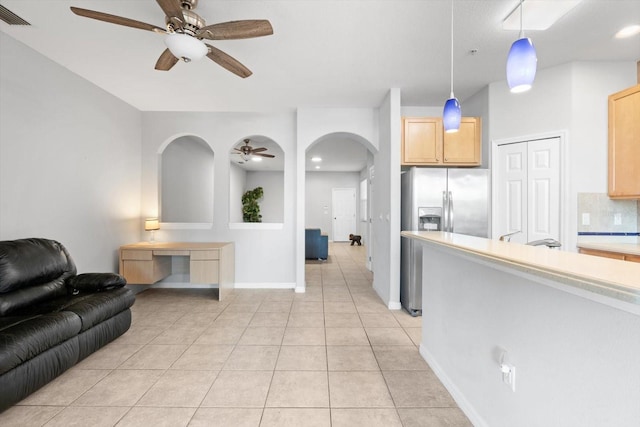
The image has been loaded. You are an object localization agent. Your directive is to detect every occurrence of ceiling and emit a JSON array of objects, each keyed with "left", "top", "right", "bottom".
[{"left": 1, "top": 0, "right": 638, "bottom": 172}]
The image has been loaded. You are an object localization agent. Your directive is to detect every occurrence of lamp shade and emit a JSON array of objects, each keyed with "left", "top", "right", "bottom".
[
  {"left": 443, "top": 96, "right": 461, "bottom": 133},
  {"left": 506, "top": 37, "right": 537, "bottom": 93},
  {"left": 164, "top": 33, "right": 208, "bottom": 62},
  {"left": 144, "top": 218, "right": 160, "bottom": 231}
]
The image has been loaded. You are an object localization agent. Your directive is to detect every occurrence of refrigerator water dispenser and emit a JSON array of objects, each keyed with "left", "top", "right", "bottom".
[{"left": 418, "top": 207, "right": 442, "bottom": 231}]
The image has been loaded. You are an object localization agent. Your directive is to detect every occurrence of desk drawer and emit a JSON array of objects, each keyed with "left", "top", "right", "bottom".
[
  {"left": 191, "top": 250, "right": 219, "bottom": 260},
  {"left": 153, "top": 250, "right": 190, "bottom": 256},
  {"left": 122, "top": 250, "right": 152, "bottom": 261}
]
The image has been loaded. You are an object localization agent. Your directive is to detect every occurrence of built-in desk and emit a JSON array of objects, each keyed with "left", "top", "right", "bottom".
[{"left": 119, "top": 242, "right": 235, "bottom": 300}]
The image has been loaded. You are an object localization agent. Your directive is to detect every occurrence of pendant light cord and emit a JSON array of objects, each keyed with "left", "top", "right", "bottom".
[
  {"left": 519, "top": 0, "right": 524, "bottom": 39},
  {"left": 450, "top": 0, "right": 454, "bottom": 97}
]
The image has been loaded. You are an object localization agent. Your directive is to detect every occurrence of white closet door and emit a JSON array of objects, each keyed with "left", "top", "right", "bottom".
[
  {"left": 496, "top": 142, "right": 528, "bottom": 244},
  {"left": 527, "top": 137, "right": 561, "bottom": 243},
  {"left": 495, "top": 138, "right": 561, "bottom": 245}
]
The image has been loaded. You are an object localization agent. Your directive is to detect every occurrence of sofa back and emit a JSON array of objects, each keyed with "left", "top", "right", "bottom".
[{"left": 0, "top": 238, "right": 77, "bottom": 316}]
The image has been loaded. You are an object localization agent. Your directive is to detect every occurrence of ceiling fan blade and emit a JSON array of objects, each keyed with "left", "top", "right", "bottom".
[
  {"left": 253, "top": 153, "right": 275, "bottom": 158},
  {"left": 197, "top": 20, "right": 273, "bottom": 40},
  {"left": 251, "top": 147, "right": 267, "bottom": 153},
  {"left": 70, "top": 7, "right": 166, "bottom": 34},
  {"left": 155, "top": 49, "right": 179, "bottom": 71},
  {"left": 233, "top": 148, "right": 244, "bottom": 152},
  {"left": 155, "top": 0, "right": 184, "bottom": 22},
  {"left": 205, "top": 44, "right": 252, "bottom": 78}
]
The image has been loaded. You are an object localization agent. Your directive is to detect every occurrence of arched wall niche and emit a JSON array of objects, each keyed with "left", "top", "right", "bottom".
[
  {"left": 159, "top": 134, "right": 215, "bottom": 226},
  {"left": 229, "top": 135, "right": 285, "bottom": 227}
]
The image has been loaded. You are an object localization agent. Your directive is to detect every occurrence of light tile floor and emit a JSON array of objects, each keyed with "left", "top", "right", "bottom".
[{"left": 0, "top": 243, "right": 472, "bottom": 427}]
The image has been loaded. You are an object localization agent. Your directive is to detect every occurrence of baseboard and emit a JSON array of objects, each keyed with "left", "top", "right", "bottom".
[
  {"left": 126, "top": 282, "right": 296, "bottom": 290},
  {"left": 234, "top": 282, "right": 296, "bottom": 289},
  {"left": 152, "top": 283, "right": 218, "bottom": 289},
  {"left": 388, "top": 301, "right": 402, "bottom": 310},
  {"left": 295, "top": 286, "right": 306, "bottom": 293},
  {"left": 419, "top": 344, "right": 488, "bottom": 427}
]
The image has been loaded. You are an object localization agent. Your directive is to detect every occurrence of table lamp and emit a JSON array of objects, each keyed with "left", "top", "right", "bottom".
[{"left": 144, "top": 218, "right": 160, "bottom": 242}]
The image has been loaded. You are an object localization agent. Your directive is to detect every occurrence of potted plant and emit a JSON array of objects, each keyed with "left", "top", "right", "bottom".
[{"left": 242, "top": 186, "right": 263, "bottom": 222}]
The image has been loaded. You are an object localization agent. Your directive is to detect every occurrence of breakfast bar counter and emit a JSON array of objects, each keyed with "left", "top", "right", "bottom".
[
  {"left": 401, "top": 231, "right": 640, "bottom": 427},
  {"left": 401, "top": 231, "right": 640, "bottom": 311}
]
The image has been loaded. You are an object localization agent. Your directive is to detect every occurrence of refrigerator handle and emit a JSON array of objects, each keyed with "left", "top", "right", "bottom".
[
  {"left": 449, "top": 191, "right": 454, "bottom": 233},
  {"left": 442, "top": 191, "right": 448, "bottom": 231}
]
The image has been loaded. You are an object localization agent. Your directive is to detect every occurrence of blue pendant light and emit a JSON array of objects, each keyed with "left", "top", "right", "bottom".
[
  {"left": 443, "top": 0, "right": 460, "bottom": 133},
  {"left": 506, "top": 0, "right": 537, "bottom": 93}
]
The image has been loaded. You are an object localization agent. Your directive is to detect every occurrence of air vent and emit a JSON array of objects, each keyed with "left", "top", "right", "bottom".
[{"left": 0, "top": 5, "right": 31, "bottom": 25}]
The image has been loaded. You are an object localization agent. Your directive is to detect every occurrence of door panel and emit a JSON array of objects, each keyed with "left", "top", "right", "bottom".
[
  {"left": 527, "top": 138, "right": 560, "bottom": 242},
  {"left": 495, "top": 137, "right": 561, "bottom": 245},
  {"left": 332, "top": 188, "right": 356, "bottom": 242},
  {"left": 496, "top": 143, "right": 527, "bottom": 244}
]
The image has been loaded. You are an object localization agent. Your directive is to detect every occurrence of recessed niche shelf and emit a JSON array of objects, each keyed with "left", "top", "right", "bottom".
[
  {"left": 160, "top": 222, "right": 213, "bottom": 230},
  {"left": 228, "top": 222, "right": 284, "bottom": 230}
]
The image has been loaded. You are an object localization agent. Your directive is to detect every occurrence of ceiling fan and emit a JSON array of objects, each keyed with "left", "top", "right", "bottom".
[
  {"left": 234, "top": 139, "right": 275, "bottom": 161},
  {"left": 70, "top": 0, "right": 273, "bottom": 78}
]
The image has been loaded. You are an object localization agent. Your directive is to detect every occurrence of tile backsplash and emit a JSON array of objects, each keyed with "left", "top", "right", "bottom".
[{"left": 577, "top": 193, "right": 639, "bottom": 233}]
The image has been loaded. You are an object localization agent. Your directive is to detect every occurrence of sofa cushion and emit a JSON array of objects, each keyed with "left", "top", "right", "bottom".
[
  {"left": 0, "top": 239, "right": 76, "bottom": 316},
  {"left": 0, "top": 238, "right": 76, "bottom": 293},
  {"left": 67, "top": 273, "right": 126, "bottom": 293},
  {"left": 56, "top": 288, "right": 135, "bottom": 332},
  {"left": 0, "top": 312, "right": 82, "bottom": 375}
]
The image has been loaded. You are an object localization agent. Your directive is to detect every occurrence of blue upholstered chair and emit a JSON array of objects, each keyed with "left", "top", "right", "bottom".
[{"left": 305, "top": 228, "right": 328, "bottom": 260}]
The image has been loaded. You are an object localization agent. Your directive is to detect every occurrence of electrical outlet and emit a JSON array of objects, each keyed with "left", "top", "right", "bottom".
[
  {"left": 501, "top": 363, "right": 516, "bottom": 392},
  {"left": 581, "top": 213, "right": 590, "bottom": 226},
  {"left": 614, "top": 213, "right": 622, "bottom": 225}
]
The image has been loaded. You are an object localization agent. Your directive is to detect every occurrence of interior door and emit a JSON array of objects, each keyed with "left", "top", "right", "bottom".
[
  {"left": 527, "top": 137, "right": 560, "bottom": 242},
  {"left": 332, "top": 188, "right": 356, "bottom": 242},
  {"left": 496, "top": 142, "right": 528, "bottom": 244},
  {"left": 495, "top": 138, "right": 560, "bottom": 245}
]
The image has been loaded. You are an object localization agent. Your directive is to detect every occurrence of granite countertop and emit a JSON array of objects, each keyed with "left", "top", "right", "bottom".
[{"left": 401, "top": 231, "right": 640, "bottom": 309}]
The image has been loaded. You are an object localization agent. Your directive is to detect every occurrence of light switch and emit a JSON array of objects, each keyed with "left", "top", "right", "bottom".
[{"left": 581, "top": 213, "right": 590, "bottom": 226}]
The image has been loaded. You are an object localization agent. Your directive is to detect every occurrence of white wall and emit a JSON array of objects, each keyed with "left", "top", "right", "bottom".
[
  {"left": 0, "top": 33, "right": 141, "bottom": 272},
  {"left": 488, "top": 61, "right": 637, "bottom": 251},
  {"left": 570, "top": 62, "right": 637, "bottom": 194},
  {"left": 229, "top": 163, "right": 246, "bottom": 223},
  {"left": 161, "top": 136, "right": 214, "bottom": 223},
  {"left": 246, "top": 171, "right": 284, "bottom": 223},
  {"left": 422, "top": 246, "right": 640, "bottom": 427},
  {"left": 305, "top": 171, "right": 361, "bottom": 241},
  {"left": 373, "top": 89, "right": 402, "bottom": 309},
  {"left": 141, "top": 112, "right": 296, "bottom": 287}
]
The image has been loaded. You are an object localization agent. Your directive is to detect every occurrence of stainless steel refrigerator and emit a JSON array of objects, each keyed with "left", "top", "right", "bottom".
[{"left": 400, "top": 167, "right": 490, "bottom": 316}]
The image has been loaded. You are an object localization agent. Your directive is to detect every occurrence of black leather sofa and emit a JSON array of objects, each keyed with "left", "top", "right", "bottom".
[{"left": 0, "top": 238, "right": 135, "bottom": 411}]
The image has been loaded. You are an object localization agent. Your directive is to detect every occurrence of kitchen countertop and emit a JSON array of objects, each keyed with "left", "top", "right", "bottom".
[
  {"left": 401, "top": 231, "right": 640, "bottom": 309},
  {"left": 576, "top": 241, "right": 640, "bottom": 256}
]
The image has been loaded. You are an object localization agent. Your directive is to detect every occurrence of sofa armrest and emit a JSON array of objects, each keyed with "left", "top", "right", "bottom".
[{"left": 66, "top": 273, "right": 127, "bottom": 294}]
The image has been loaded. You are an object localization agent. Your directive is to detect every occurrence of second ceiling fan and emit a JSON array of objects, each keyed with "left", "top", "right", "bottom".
[{"left": 70, "top": 0, "right": 273, "bottom": 78}]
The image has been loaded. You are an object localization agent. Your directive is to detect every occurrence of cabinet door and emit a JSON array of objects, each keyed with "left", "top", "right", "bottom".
[
  {"left": 578, "top": 248, "right": 625, "bottom": 260},
  {"left": 443, "top": 117, "right": 481, "bottom": 165},
  {"left": 402, "top": 117, "right": 442, "bottom": 165},
  {"left": 608, "top": 84, "right": 640, "bottom": 199},
  {"left": 190, "top": 260, "right": 220, "bottom": 283}
]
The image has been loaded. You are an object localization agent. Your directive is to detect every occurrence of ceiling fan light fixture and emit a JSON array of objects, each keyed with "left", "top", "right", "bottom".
[{"left": 164, "top": 33, "right": 207, "bottom": 62}]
